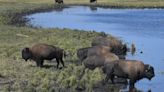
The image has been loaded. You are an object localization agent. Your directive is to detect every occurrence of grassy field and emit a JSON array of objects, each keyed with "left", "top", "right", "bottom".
[
  {"left": 0, "top": 0, "right": 163, "bottom": 91},
  {"left": 0, "top": 24, "right": 107, "bottom": 91}
]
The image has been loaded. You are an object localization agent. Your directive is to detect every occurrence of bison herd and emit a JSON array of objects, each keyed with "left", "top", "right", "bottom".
[{"left": 22, "top": 36, "right": 155, "bottom": 91}]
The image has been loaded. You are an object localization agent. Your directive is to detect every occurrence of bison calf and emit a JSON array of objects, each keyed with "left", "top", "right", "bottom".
[
  {"left": 22, "top": 43, "right": 65, "bottom": 68},
  {"left": 102, "top": 60, "right": 155, "bottom": 89}
]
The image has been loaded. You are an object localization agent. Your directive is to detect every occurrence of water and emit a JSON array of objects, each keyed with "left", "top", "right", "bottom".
[{"left": 27, "top": 6, "right": 164, "bottom": 92}]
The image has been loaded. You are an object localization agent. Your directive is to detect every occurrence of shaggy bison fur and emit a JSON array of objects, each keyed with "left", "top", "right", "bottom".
[
  {"left": 22, "top": 43, "right": 65, "bottom": 68},
  {"left": 83, "top": 52, "right": 119, "bottom": 70},
  {"left": 102, "top": 60, "right": 155, "bottom": 89},
  {"left": 77, "top": 46, "right": 112, "bottom": 62},
  {"left": 91, "top": 36, "right": 128, "bottom": 58}
]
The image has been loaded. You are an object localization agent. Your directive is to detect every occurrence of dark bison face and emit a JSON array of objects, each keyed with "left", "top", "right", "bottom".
[
  {"left": 122, "top": 44, "right": 128, "bottom": 54},
  {"left": 77, "top": 48, "right": 88, "bottom": 61},
  {"left": 55, "top": 0, "right": 63, "bottom": 3},
  {"left": 144, "top": 64, "right": 155, "bottom": 80},
  {"left": 90, "top": 0, "right": 96, "bottom": 3},
  {"left": 22, "top": 48, "right": 32, "bottom": 61}
]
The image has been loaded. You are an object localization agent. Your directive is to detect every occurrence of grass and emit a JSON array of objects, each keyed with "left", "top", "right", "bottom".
[
  {"left": 0, "top": 0, "right": 163, "bottom": 91},
  {"left": 0, "top": 24, "right": 108, "bottom": 91}
]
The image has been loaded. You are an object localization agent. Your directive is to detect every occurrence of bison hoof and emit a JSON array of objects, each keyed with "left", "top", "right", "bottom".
[{"left": 59, "top": 67, "right": 63, "bottom": 69}]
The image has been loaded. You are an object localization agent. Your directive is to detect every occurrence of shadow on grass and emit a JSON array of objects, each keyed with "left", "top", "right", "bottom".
[
  {"left": 42, "top": 65, "right": 55, "bottom": 69},
  {"left": 29, "top": 64, "right": 55, "bottom": 69},
  {"left": 29, "top": 63, "right": 68, "bottom": 70}
]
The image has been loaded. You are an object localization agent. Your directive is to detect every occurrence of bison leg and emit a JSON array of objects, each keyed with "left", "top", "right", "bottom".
[
  {"left": 106, "top": 74, "right": 115, "bottom": 84},
  {"left": 36, "top": 61, "right": 40, "bottom": 67},
  {"left": 110, "top": 75, "right": 115, "bottom": 84},
  {"left": 102, "top": 74, "right": 111, "bottom": 85},
  {"left": 129, "top": 79, "right": 136, "bottom": 90},
  {"left": 105, "top": 74, "right": 110, "bottom": 82},
  {"left": 78, "top": 67, "right": 86, "bottom": 80},
  {"left": 60, "top": 58, "right": 65, "bottom": 68},
  {"left": 40, "top": 60, "right": 44, "bottom": 67},
  {"left": 36, "top": 60, "right": 43, "bottom": 67},
  {"left": 56, "top": 59, "right": 60, "bottom": 69},
  {"left": 103, "top": 65, "right": 115, "bottom": 84}
]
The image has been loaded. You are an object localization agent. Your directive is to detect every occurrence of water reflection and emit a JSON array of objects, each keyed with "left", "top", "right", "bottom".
[
  {"left": 54, "top": 6, "right": 65, "bottom": 12},
  {"left": 89, "top": 6, "right": 98, "bottom": 11}
]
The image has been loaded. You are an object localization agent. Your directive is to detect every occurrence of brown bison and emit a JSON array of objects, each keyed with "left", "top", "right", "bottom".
[
  {"left": 90, "top": 0, "right": 97, "bottom": 3},
  {"left": 77, "top": 46, "right": 112, "bottom": 62},
  {"left": 78, "top": 52, "right": 119, "bottom": 82},
  {"left": 55, "top": 0, "right": 63, "bottom": 4},
  {"left": 22, "top": 43, "right": 65, "bottom": 68},
  {"left": 83, "top": 53, "right": 119, "bottom": 70},
  {"left": 102, "top": 60, "right": 155, "bottom": 89},
  {"left": 91, "top": 36, "right": 128, "bottom": 58}
]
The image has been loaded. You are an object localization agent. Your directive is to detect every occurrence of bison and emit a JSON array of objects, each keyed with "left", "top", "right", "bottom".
[
  {"left": 102, "top": 60, "right": 155, "bottom": 89},
  {"left": 22, "top": 43, "right": 65, "bottom": 68},
  {"left": 90, "top": 0, "right": 97, "bottom": 3},
  {"left": 91, "top": 36, "right": 128, "bottom": 58},
  {"left": 77, "top": 46, "right": 112, "bottom": 62},
  {"left": 55, "top": 0, "right": 63, "bottom": 4},
  {"left": 78, "top": 52, "right": 128, "bottom": 84},
  {"left": 78, "top": 52, "right": 119, "bottom": 81},
  {"left": 83, "top": 52, "right": 119, "bottom": 70}
]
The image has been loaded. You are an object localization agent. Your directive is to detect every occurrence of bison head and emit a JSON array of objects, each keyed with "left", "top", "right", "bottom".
[
  {"left": 77, "top": 48, "right": 88, "bottom": 61},
  {"left": 144, "top": 64, "right": 155, "bottom": 80},
  {"left": 22, "top": 47, "right": 32, "bottom": 61}
]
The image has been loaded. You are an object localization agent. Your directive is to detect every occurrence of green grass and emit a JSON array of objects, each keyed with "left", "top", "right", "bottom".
[{"left": 0, "top": 24, "right": 108, "bottom": 91}]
